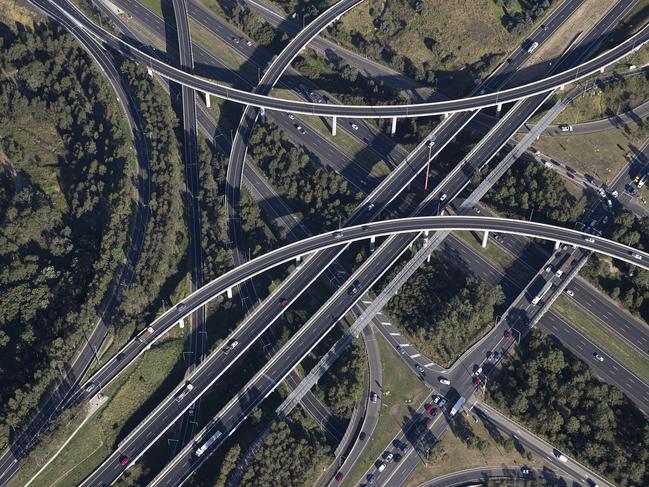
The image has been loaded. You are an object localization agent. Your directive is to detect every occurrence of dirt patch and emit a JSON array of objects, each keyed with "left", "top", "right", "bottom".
[
  {"left": 508, "top": 0, "right": 617, "bottom": 86},
  {"left": 0, "top": 0, "right": 40, "bottom": 27}
]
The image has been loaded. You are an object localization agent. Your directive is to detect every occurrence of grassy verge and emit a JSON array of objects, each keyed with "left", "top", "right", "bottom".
[
  {"left": 343, "top": 333, "right": 430, "bottom": 486},
  {"left": 552, "top": 296, "right": 649, "bottom": 382},
  {"left": 404, "top": 409, "right": 545, "bottom": 487},
  {"left": 270, "top": 87, "right": 391, "bottom": 179},
  {"left": 453, "top": 232, "right": 537, "bottom": 287},
  {"left": 11, "top": 332, "right": 187, "bottom": 487}
]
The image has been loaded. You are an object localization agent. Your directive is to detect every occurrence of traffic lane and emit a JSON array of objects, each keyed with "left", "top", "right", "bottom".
[
  {"left": 54, "top": 0, "right": 649, "bottom": 117},
  {"left": 416, "top": 466, "right": 575, "bottom": 487},
  {"left": 540, "top": 312, "right": 649, "bottom": 415}
]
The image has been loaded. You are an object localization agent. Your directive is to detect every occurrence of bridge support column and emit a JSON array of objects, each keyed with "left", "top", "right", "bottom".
[
  {"left": 179, "top": 317, "right": 185, "bottom": 329},
  {"left": 391, "top": 116, "right": 397, "bottom": 135},
  {"left": 554, "top": 241, "right": 561, "bottom": 250},
  {"left": 444, "top": 113, "right": 449, "bottom": 119},
  {"left": 496, "top": 103, "right": 502, "bottom": 115},
  {"left": 332, "top": 116, "right": 337, "bottom": 136},
  {"left": 600, "top": 67, "right": 605, "bottom": 74},
  {"left": 205, "top": 92, "right": 211, "bottom": 108},
  {"left": 226, "top": 287, "right": 233, "bottom": 299},
  {"left": 370, "top": 235, "right": 376, "bottom": 252},
  {"left": 147, "top": 66, "right": 153, "bottom": 77},
  {"left": 559, "top": 84, "right": 565, "bottom": 91},
  {"left": 482, "top": 231, "right": 489, "bottom": 248}
]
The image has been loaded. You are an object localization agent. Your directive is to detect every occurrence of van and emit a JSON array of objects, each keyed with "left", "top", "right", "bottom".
[{"left": 526, "top": 41, "right": 539, "bottom": 53}]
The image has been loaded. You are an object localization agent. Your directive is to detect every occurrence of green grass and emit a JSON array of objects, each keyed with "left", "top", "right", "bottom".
[
  {"left": 552, "top": 296, "right": 649, "bottom": 383},
  {"left": 343, "top": 333, "right": 430, "bottom": 486},
  {"left": 13, "top": 333, "right": 188, "bottom": 487},
  {"left": 138, "top": 0, "right": 162, "bottom": 16},
  {"left": 453, "top": 232, "right": 537, "bottom": 287},
  {"left": 270, "top": 87, "right": 391, "bottom": 179}
]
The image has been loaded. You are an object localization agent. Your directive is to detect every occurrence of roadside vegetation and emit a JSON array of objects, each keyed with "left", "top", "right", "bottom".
[
  {"left": 384, "top": 253, "right": 504, "bottom": 367},
  {"left": 0, "top": 20, "right": 136, "bottom": 448},
  {"left": 483, "top": 162, "right": 587, "bottom": 224},
  {"left": 239, "top": 408, "right": 333, "bottom": 487},
  {"left": 248, "top": 121, "right": 363, "bottom": 231},
  {"left": 488, "top": 330, "right": 649, "bottom": 486}
]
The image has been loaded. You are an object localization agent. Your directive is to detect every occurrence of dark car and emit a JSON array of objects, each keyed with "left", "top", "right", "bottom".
[
  {"left": 367, "top": 474, "right": 376, "bottom": 484},
  {"left": 359, "top": 431, "right": 367, "bottom": 441},
  {"left": 279, "top": 298, "right": 289, "bottom": 307},
  {"left": 335, "top": 472, "right": 344, "bottom": 482},
  {"left": 119, "top": 454, "right": 130, "bottom": 466}
]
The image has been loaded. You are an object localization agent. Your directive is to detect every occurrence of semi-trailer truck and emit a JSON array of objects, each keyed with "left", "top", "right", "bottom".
[
  {"left": 532, "top": 280, "right": 553, "bottom": 305},
  {"left": 195, "top": 429, "right": 222, "bottom": 457},
  {"left": 135, "top": 326, "right": 154, "bottom": 342},
  {"left": 450, "top": 396, "right": 466, "bottom": 416}
]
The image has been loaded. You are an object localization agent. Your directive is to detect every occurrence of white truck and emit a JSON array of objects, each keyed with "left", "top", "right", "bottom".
[
  {"left": 450, "top": 396, "right": 466, "bottom": 416},
  {"left": 175, "top": 381, "right": 194, "bottom": 402},
  {"left": 195, "top": 429, "right": 222, "bottom": 457},
  {"left": 532, "top": 280, "right": 553, "bottom": 305}
]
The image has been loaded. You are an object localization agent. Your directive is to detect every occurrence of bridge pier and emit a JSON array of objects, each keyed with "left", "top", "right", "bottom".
[
  {"left": 226, "top": 287, "right": 233, "bottom": 299},
  {"left": 554, "top": 241, "right": 561, "bottom": 250},
  {"left": 205, "top": 92, "right": 211, "bottom": 108},
  {"left": 147, "top": 66, "right": 153, "bottom": 77},
  {"left": 600, "top": 67, "right": 605, "bottom": 74},
  {"left": 496, "top": 103, "right": 502, "bottom": 115},
  {"left": 482, "top": 230, "right": 489, "bottom": 248},
  {"left": 332, "top": 116, "right": 337, "bottom": 136},
  {"left": 370, "top": 235, "right": 376, "bottom": 252},
  {"left": 444, "top": 113, "right": 449, "bottom": 119},
  {"left": 391, "top": 116, "right": 397, "bottom": 135},
  {"left": 559, "top": 84, "right": 565, "bottom": 91},
  {"left": 179, "top": 317, "right": 185, "bottom": 329}
]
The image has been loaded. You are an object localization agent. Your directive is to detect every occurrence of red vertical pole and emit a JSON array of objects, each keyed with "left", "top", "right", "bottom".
[{"left": 424, "top": 145, "right": 432, "bottom": 191}]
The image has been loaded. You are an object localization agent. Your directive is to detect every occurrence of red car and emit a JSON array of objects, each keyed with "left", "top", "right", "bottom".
[
  {"left": 119, "top": 454, "right": 130, "bottom": 466},
  {"left": 424, "top": 404, "right": 434, "bottom": 414},
  {"left": 473, "top": 377, "right": 482, "bottom": 387},
  {"left": 279, "top": 298, "right": 289, "bottom": 307},
  {"left": 335, "top": 472, "right": 345, "bottom": 481}
]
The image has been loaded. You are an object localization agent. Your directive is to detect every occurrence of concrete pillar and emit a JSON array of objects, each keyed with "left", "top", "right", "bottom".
[
  {"left": 408, "top": 238, "right": 415, "bottom": 249},
  {"left": 554, "top": 240, "right": 561, "bottom": 250},
  {"left": 147, "top": 66, "right": 153, "bottom": 77},
  {"left": 370, "top": 235, "right": 376, "bottom": 252},
  {"left": 332, "top": 116, "right": 337, "bottom": 136},
  {"left": 205, "top": 92, "right": 211, "bottom": 108},
  {"left": 227, "top": 287, "right": 233, "bottom": 299},
  {"left": 559, "top": 84, "right": 565, "bottom": 91},
  {"left": 482, "top": 231, "right": 489, "bottom": 248},
  {"left": 600, "top": 67, "right": 605, "bottom": 74},
  {"left": 391, "top": 116, "right": 397, "bottom": 135},
  {"left": 426, "top": 253, "right": 431, "bottom": 263},
  {"left": 179, "top": 317, "right": 185, "bottom": 329},
  {"left": 496, "top": 103, "right": 502, "bottom": 114},
  {"left": 424, "top": 230, "right": 429, "bottom": 237}
]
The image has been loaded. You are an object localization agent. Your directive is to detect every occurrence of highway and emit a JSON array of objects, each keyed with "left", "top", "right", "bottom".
[
  {"left": 47, "top": 0, "right": 649, "bottom": 118},
  {"left": 0, "top": 1, "right": 153, "bottom": 485},
  {"left": 74, "top": 215, "right": 649, "bottom": 485}
]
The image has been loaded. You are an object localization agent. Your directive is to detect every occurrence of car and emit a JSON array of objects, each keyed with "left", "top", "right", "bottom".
[
  {"left": 348, "top": 280, "right": 361, "bottom": 295},
  {"left": 634, "top": 175, "right": 641, "bottom": 183},
  {"left": 554, "top": 450, "right": 568, "bottom": 463},
  {"left": 559, "top": 124, "right": 573, "bottom": 132},
  {"left": 287, "top": 113, "right": 295, "bottom": 120},
  {"left": 384, "top": 452, "right": 393, "bottom": 462},
  {"left": 246, "top": 40, "right": 253, "bottom": 46},
  {"left": 565, "top": 289, "right": 575, "bottom": 297},
  {"left": 433, "top": 395, "right": 441, "bottom": 404},
  {"left": 521, "top": 466, "right": 531, "bottom": 475},
  {"left": 393, "top": 453, "right": 402, "bottom": 462},
  {"left": 116, "top": 352, "right": 126, "bottom": 361},
  {"left": 234, "top": 37, "right": 240, "bottom": 44},
  {"left": 545, "top": 265, "right": 552, "bottom": 273},
  {"left": 602, "top": 215, "right": 609, "bottom": 224},
  {"left": 612, "top": 190, "right": 619, "bottom": 197},
  {"left": 594, "top": 353, "right": 604, "bottom": 362},
  {"left": 397, "top": 345, "right": 406, "bottom": 355},
  {"left": 438, "top": 377, "right": 450, "bottom": 385},
  {"left": 279, "top": 298, "right": 289, "bottom": 307},
  {"left": 362, "top": 225, "right": 370, "bottom": 231},
  {"left": 606, "top": 198, "right": 613, "bottom": 208},
  {"left": 335, "top": 472, "right": 344, "bottom": 482},
  {"left": 567, "top": 173, "right": 576, "bottom": 180},
  {"left": 631, "top": 252, "right": 643, "bottom": 260},
  {"left": 296, "top": 125, "right": 306, "bottom": 135},
  {"left": 541, "top": 24, "right": 547, "bottom": 30},
  {"left": 178, "top": 303, "right": 187, "bottom": 312},
  {"left": 415, "top": 364, "right": 425, "bottom": 373},
  {"left": 439, "top": 193, "right": 448, "bottom": 201},
  {"left": 438, "top": 397, "right": 447, "bottom": 407},
  {"left": 492, "top": 351, "right": 502, "bottom": 362},
  {"left": 370, "top": 392, "right": 378, "bottom": 403},
  {"left": 586, "top": 479, "right": 600, "bottom": 487},
  {"left": 360, "top": 431, "right": 367, "bottom": 441},
  {"left": 367, "top": 203, "right": 375, "bottom": 211},
  {"left": 119, "top": 455, "right": 130, "bottom": 466},
  {"left": 378, "top": 463, "right": 387, "bottom": 472},
  {"left": 351, "top": 123, "right": 359, "bottom": 130},
  {"left": 584, "top": 237, "right": 595, "bottom": 243},
  {"left": 85, "top": 382, "right": 96, "bottom": 393},
  {"left": 427, "top": 139, "right": 435, "bottom": 148},
  {"left": 472, "top": 376, "right": 482, "bottom": 387},
  {"left": 229, "top": 339, "right": 239, "bottom": 349},
  {"left": 333, "top": 231, "right": 344, "bottom": 239},
  {"left": 367, "top": 474, "right": 376, "bottom": 484},
  {"left": 424, "top": 403, "right": 434, "bottom": 413},
  {"left": 473, "top": 366, "right": 483, "bottom": 376},
  {"left": 506, "top": 57, "right": 513, "bottom": 63},
  {"left": 478, "top": 88, "right": 485, "bottom": 95}
]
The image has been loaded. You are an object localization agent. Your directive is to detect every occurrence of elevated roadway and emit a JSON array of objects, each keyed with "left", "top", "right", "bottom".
[{"left": 47, "top": 0, "right": 649, "bottom": 118}]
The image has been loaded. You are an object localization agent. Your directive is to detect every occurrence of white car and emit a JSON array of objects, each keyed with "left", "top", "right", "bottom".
[
  {"left": 351, "top": 123, "right": 359, "bottom": 130},
  {"left": 439, "top": 193, "right": 447, "bottom": 201},
  {"left": 473, "top": 367, "right": 483, "bottom": 376},
  {"left": 555, "top": 451, "right": 568, "bottom": 463},
  {"left": 565, "top": 289, "right": 574, "bottom": 297},
  {"left": 384, "top": 452, "right": 393, "bottom": 462},
  {"left": 378, "top": 463, "right": 386, "bottom": 472},
  {"left": 594, "top": 353, "right": 604, "bottom": 362},
  {"left": 439, "top": 377, "right": 451, "bottom": 385},
  {"left": 288, "top": 113, "right": 295, "bottom": 120},
  {"left": 631, "top": 252, "right": 643, "bottom": 260},
  {"left": 246, "top": 40, "right": 253, "bottom": 46},
  {"left": 584, "top": 237, "right": 595, "bottom": 243}
]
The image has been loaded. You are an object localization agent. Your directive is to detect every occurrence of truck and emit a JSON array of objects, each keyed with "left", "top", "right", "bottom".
[
  {"left": 195, "top": 429, "right": 222, "bottom": 457},
  {"left": 532, "top": 280, "right": 553, "bottom": 305},
  {"left": 450, "top": 396, "right": 466, "bottom": 416},
  {"left": 554, "top": 254, "right": 574, "bottom": 278},
  {"left": 135, "top": 326, "right": 154, "bottom": 342},
  {"left": 175, "top": 381, "right": 194, "bottom": 402}
]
